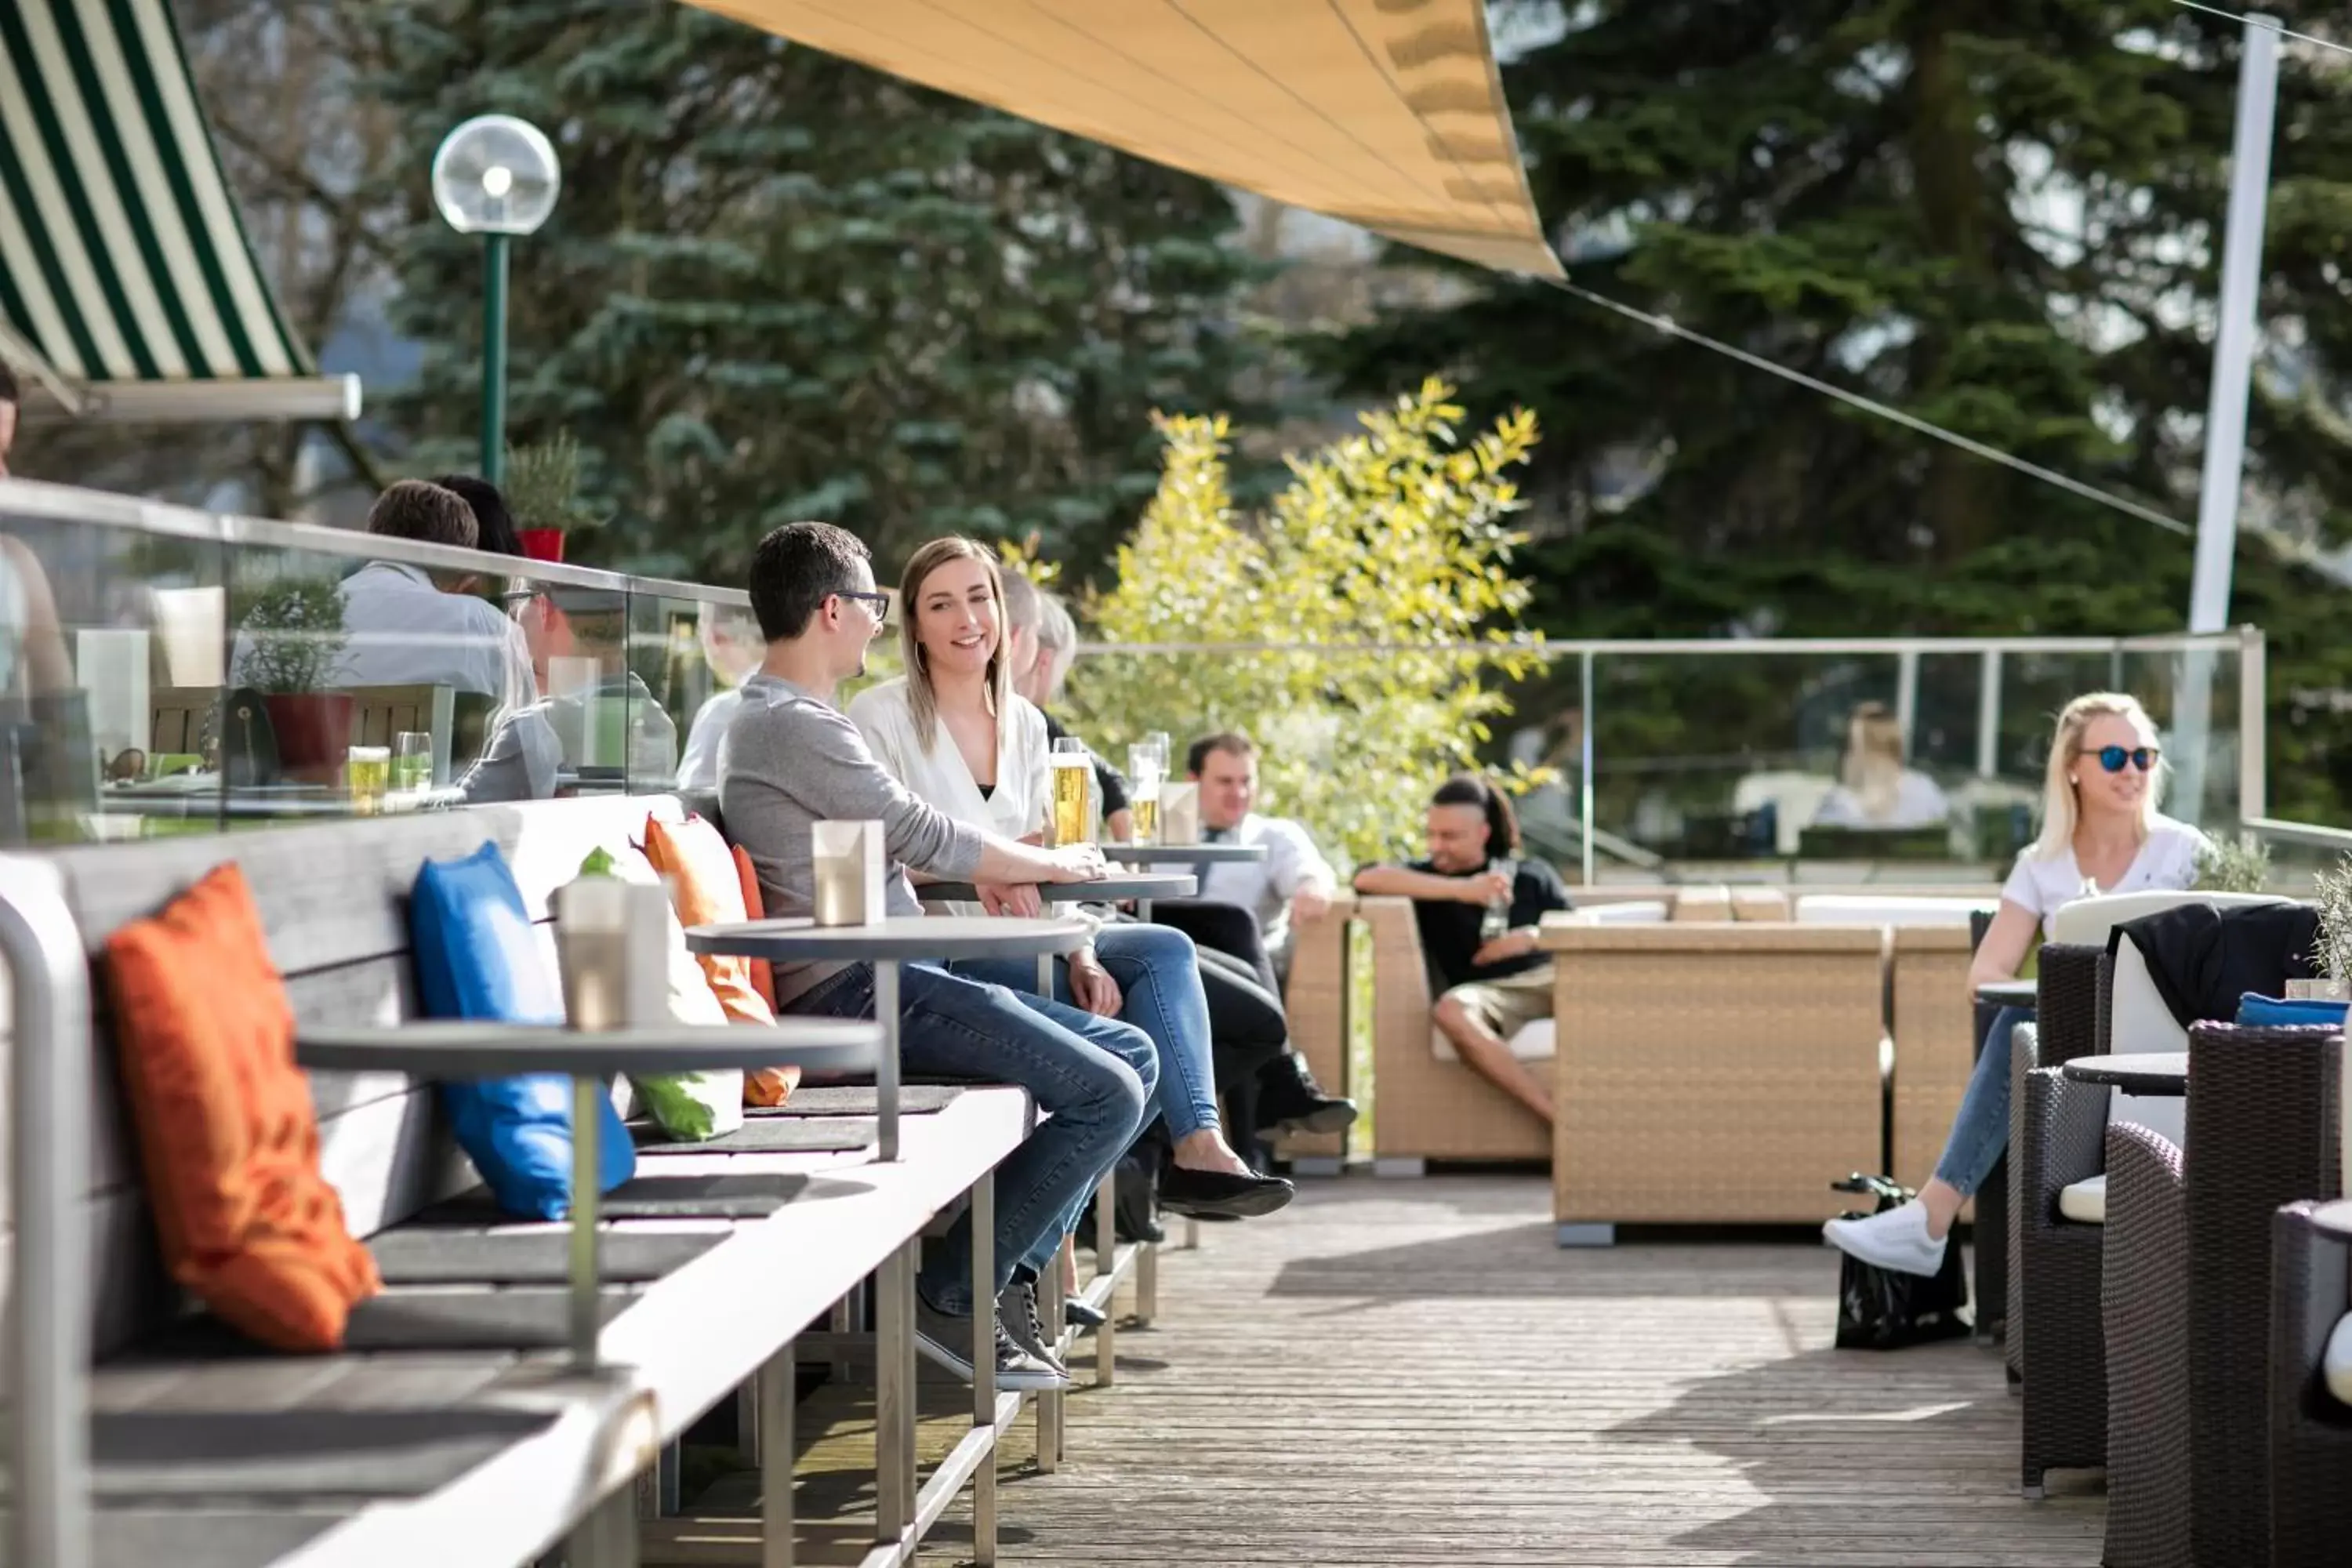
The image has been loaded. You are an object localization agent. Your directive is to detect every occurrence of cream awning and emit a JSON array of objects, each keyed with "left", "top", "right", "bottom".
[{"left": 685, "top": 0, "right": 1563, "bottom": 281}]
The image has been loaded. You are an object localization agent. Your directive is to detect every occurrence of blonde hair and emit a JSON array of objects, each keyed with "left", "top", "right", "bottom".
[
  {"left": 2031, "top": 691, "right": 2165, "bottom": 859},
  {"left": 897, "top": 537, "right": 1011, "bottom": 752},
  {"left": 1840, "top": 702, "right": 1906, "bottom": 822}
]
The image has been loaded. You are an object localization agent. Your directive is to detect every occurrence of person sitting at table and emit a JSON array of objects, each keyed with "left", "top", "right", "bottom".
[
  {"left": 847, "top": 537, "right": 1293, "bottom": 1225},
  {"left": 1824, "top": 691, "right": 2206, "bottom": 1277},
  {"left": 420, "top": 477, "right": 568, "bottom": 801},
  {"left": 997, "top": 568, "right": 1346, "bottom": 1151},
  {"left": 722, "top": 519, "right": 1151, "bottom": 1392},
  {"left": 1352, "top": 775, "right": 1574, "bottom": 1127},
  {"left": 677, "top": 602, "right": 764, "bottom": 793},
  {"left": 1810, "top": 701, "right": 1950, "bottom": 830}
]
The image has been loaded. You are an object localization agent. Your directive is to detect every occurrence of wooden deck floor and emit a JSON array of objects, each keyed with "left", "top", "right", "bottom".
[{"left": 678, "top": 1174, "right": 2107, "bottom": 1567}]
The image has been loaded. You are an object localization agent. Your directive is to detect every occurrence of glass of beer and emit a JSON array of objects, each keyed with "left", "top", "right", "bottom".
[
  {"left": 1050, "top": 737, "right": 1093, "bottom": 848},
  {"left": 347, "top": 745, "right": 390, "bottom": 815},
  {"left": 1127, "top": 742, "right": 1163, "bottom": 844}
]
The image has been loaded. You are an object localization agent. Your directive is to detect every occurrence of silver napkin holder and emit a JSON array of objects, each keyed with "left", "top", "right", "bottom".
[
  {"left": 1160, "top": 782, "right": 1200, "bottom": 846},
  {"left": 812, "top": 819, "right": 887, "bottom": 926},
  {"left": 553, "top": 877, "right": 670, "bottom": 1031}
]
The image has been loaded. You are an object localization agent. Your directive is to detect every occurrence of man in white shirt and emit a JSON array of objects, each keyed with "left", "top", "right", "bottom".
[
  {"left": 1186, "top": 731, "right": 1338, "bottom": 982},
  {"left": 232, "top": 481, "right": 558, "bottom": 799},
  {"left": 676, "top": 602, "right": 764, "bottom": 793}
]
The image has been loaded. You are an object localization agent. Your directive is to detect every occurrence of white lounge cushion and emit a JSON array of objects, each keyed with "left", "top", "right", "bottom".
[
  {"left": 1431, "top": 1018, "right": 1555, "bottom": 1064},
  {"left": 2105, "top": 938, "right": 2189, "bottom": 1150},
  {"left": 2325, "top": 1313, "right": 2352, "bottom": 1408},
  {"left": 2058, "top": 1174, "right": 2107, "bottom": 1225},
  {"left": 1559, "top": 901, "right": 1669, "bottom": 926},
  {"left": 1794, "top": 894, "right": 1997, "bottom": 927},
  {"left": 2045, "top": 890, "right": 2287, "bottom": 947}
]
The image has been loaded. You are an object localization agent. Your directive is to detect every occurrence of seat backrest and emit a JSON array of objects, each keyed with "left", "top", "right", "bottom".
[
  {"left": 2047, "top": 888, "right": 2283, "bottom": 946},
  {"left": 8, "top": 793, "right": 684, "bottom": 1357},
  {"left": 344, "top": 683, "right": 456, "bottom": 783},
  {"left": 1794, "top": 893, "right": 1997, "bottom": 927},
  {"left": 148, "top": 685, "right": 223, "bottom": 757},
  {"left": 1557, "top": 900, "right": 1670, "bottom": 926},
  {"left": 2105, "top": 936, "right": 2190, "bottom": 1146}
]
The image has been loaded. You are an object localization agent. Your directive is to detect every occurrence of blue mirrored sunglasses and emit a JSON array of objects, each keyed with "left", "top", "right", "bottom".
[{"left": 2082, "top": 745, "right": 2160, "bottom": 774}]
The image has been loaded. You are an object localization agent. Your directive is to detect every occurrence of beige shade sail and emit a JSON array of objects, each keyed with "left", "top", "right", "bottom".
[{"left": 684, "top": 0, "right": 1563, "bottom": 280}]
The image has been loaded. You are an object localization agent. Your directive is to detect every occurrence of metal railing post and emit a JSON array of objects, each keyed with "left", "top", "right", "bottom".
[
  {"left": 2238, "top": 623, "right": 2267, "bottom": 833},
  {"left": 0, "top": 856, "right": 93, "bottom": 1568}
]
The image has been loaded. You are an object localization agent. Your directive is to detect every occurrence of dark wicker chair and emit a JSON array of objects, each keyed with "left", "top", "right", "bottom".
[
  {"left": 2270, "top": 1198, "right": 2352, "bottom": 1568},
  {"left": 2100, "top": 1122, "right": 2190, "bottom": 1568},
  {"left": 2183, "top": 1023, "right": 2343, "bottom": 1568},
  {"left": 2012, "top": 942, "right": 2110, "bottom": 1493}
]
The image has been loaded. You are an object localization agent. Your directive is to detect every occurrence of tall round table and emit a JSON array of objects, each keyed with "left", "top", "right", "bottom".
[
  {"left": 682, "top": 913, "right": 1088, "bottom": 1548},
  {"left": 1102, "top": 841, "right": 1268, "bottom": 920},
  {"left": 685, "top": 915, "right": 1091, "bottom": 1163},
  {"left": 914, "top": 873, "right": 1197, "bottom": 993}
]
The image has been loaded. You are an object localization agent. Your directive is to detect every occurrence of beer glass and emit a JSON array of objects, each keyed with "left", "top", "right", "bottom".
[
  {"left": 1480, "top": 858, "right": 1519, "bottom": 942},
  {"left": 1127, "top": 742, "right": 1163, "bottom": 844},
  {"left": 1050, "top": 736, "right": 1092, "bottom": 847},
  {"left": 347, "top": 745, "right": 390, "bottom": 816},
  {"left": 392, "top": 731, "right": 432, "bottom": 801}
]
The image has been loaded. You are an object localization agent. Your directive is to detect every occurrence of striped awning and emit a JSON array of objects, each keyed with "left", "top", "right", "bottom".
[
  {"left": 0, "top": 0, "right": 332, "bottom": 412},
  {"left": 686, "top": 0, "right": 1563, "bottom": 281}
]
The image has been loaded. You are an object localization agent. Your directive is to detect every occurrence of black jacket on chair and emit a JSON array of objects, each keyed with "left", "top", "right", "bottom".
[{"left": 2113, "top": 902, "right": 2321, "bottom": 1029}]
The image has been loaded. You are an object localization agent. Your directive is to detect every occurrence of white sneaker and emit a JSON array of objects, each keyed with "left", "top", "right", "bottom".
[{"left": 1822, "top": 1200, "right": 1947, "bottom": 1278}]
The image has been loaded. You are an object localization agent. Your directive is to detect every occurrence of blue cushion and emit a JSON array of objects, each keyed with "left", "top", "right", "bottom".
[
  {"left": 2234, "top": 993, "right": 2349, "bottom": 1029},
  {"left": 410, "top": 842, "right": 635, "bottom": 1219}
]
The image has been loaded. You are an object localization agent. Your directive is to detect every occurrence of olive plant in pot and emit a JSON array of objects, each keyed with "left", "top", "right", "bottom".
[{"left": 234, "top": 579, "right": 351, "bottom": 783}]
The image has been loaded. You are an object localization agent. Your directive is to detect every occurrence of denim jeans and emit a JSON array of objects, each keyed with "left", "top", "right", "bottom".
[
  {"left": 953, "top": 923, "right": 1223, "bottom": 1142},
  {"left": 789, "top": 960, "right": 1156, "bottom": 1312},
  {"left": 1933, "top": 1004, "right": 2034, "bottom": 1196}
]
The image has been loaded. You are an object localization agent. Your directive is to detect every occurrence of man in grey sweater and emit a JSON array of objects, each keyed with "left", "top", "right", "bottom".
[{"left": 720, "top": 521, "right": 1155, "bottom": 1392}]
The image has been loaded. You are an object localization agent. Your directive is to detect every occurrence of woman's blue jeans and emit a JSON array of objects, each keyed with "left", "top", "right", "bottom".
[
  {"left": 955, "top": 922, "right": 1223, "bottom": 1276},
  {"left": 1932, "top": 1004, "right": 2034, "bottom": 1197},
  {"left": 789, "top": 960, "right": 1156, "bottom": 1310}
]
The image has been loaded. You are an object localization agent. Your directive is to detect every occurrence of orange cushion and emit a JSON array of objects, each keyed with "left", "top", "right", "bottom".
[
  {"left": 732, "top": 844, "right": 778, "bottom": 1011},
  {"left": 103, "top": 863, "right": 379, "bottom": 1351},
  {"left": 642, "top": 815, "right": 798, "bottom": 1107}
]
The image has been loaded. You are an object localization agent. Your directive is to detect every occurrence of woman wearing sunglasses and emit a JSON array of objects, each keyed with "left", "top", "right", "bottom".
[{"left": 1825, "top": 691, "right": 2204, "bottom": 1277}]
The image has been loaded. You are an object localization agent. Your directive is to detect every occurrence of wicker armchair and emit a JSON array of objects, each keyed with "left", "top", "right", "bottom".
[
  {"left": 2270, "top": 1197, "right": 2352, "bottom": 1568},
  {"left": 2183, "top": 1023, "right": 2343, "bottom": 1568},
  {"left": 2008, "top": 942, "right": 2107, "bottom": 1416},
  {"left": 2100, "top": 1122, "right": 2190, "bottom": 1568}
]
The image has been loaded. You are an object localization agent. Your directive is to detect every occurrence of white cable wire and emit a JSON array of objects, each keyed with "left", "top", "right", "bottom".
[
  {"left": 1539, "top": 275, "right": 2195, "bottom": 537},
  {"left": 2165, "top": 1, "right": 2352, "bottom": 61}
]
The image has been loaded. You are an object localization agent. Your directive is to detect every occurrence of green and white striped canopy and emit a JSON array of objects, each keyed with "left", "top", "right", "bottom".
[{"left": 0, "top": 0, "right": 314, "bottom": 397}]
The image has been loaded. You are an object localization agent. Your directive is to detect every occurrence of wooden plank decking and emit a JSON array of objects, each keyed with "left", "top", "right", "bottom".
[{"left": 667, "top": 1174, "right": 2107, "bottom": 1566}]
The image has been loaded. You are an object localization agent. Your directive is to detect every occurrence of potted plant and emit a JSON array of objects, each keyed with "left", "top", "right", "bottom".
[
  {"left": 235, "top": 579, "right": 351, "bottom": 782},
  {"left": 2194, "top": 837, "right": 2274, "bottom": 895},
  {"left": 505, "top": 434, "right": 601, "bottom": 564}
]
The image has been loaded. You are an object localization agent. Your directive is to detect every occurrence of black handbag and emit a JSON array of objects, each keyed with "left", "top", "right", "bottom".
[{"left": 1831, "top": 1174, "right": 1974, "bottom": 1351}]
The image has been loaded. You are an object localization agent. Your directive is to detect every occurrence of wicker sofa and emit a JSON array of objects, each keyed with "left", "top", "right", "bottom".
[
  {"left": 1359, "top": 881, "right": 2013, "bottom": 1239},
  {"left": 2270, "top": 1196, "right": 2352, "bottom": 1568}
]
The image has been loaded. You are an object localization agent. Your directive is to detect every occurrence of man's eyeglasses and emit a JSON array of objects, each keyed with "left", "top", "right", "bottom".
[
  {"left": 834, "top": 590, "right": 891, "bottom": 632},
  {"left": 2079, "top": 745, "right": 2160, "bottom": 774}
]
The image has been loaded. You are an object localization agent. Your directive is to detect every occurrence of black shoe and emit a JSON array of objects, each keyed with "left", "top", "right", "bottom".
[
  {"left": 1113, "top": 1156, "right": 1165, "bottom": 1245},
  {"left": 1158, "top": 1164, "right": 1294, "bottom": 1219},
  {"left": 1064, "top": 1296, "right": 1109, "bottom": 1329},
  {"left": 1258, "top": 1053, "right": 1358, "bottom": 1136}
]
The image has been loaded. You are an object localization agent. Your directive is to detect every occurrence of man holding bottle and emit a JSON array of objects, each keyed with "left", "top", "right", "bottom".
[{"left": 1352, "top": 774, "right": 1572, "bottom": 1128}]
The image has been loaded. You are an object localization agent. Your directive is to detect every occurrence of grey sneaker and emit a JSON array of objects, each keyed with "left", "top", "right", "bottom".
[
  {"left": 994, "top": 1279, "right": 1070, "bottom": 1375},
  {"left": 914, "top": 1292, "right": 1069, "bottom": 1392}
]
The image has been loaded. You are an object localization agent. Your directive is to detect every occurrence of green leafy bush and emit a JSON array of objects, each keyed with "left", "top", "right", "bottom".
[{"left": 1066, "top": 378, "right": 1550, "bottom": 870}]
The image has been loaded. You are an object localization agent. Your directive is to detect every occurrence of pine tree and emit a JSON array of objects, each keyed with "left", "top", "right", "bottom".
[
  {"left": 361, "top": 0, "right": 1275, "bottom": 583},
  {"left": 1323, "top": 0, "right": 2352, "bottom": 818}
]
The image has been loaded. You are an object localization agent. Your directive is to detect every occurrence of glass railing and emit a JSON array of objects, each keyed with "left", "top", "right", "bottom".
[
  {"left": 0, "top": 476, "right": 754, "bottom": 846},
  {"left": 1062, "top": 630, "right": 2263, "bottom": 885}
]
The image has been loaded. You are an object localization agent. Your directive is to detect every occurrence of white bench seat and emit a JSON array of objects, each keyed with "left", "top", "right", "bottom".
[{"left": 2058, "top": 1174, "right": 2107, "bottom": 1225}]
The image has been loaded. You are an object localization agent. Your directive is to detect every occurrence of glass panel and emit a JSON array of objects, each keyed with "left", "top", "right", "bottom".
[
  {"left": 631, "top": 591, "right": 761, "bottom": 797},
  {"left": 0, "top": 500, "right": 227, "bottom": 846}
]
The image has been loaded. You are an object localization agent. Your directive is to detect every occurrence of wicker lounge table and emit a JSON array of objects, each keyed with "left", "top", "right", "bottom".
[{"left": 2062, "top": 1053, "right": 2188, "bottom": 1097}]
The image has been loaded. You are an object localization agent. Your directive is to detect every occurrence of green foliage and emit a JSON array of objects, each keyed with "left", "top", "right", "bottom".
[
  {"left": 504, "top": 434, "right": 603, "bottom": 539},
  {"left": 234, "top": 579, "right": 348, "bottom": 695},
  {"left": 2194, "top": 837, "right": 2274, "bottom": 895},
  {"left": 361, "top": 1, "right": 1279, "bottom": 585},
  {"left": 1322, "top": 3, "right": 2352, "bottom": 827},
  {"left": 1065, "top": 379, "right": 1550, "bottom": 870},
  {"left": 2312, "top": 855, "right": 2352, "bottom": 984}
]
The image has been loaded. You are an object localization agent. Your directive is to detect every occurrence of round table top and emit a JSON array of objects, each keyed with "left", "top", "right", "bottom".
[
  {"left": 298, "top": 1019, "right": 880, "bottom": 1076},
  {"left": 914, "top": 873, "right": 1196, "bottom": 906},
  {"left": 2060, "top": 1052, "right": 2188, "bottom": 1095},
  {"left": 687, "top": 914, "right": 1092, "bottom": 961},
  {"left": 1105, "top": 842, "right": 1269, "bottom": 865},
  {"left": 1976, "top": 979, "right": 2038, "bottom": 1007}
]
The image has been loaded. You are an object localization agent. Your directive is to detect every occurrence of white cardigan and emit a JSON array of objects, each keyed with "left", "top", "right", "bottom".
[{"left": 846, "top": 677, "right": 1062, "bottom": 920}]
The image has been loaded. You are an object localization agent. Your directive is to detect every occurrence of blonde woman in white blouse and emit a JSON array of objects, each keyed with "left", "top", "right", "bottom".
[{"left": 847, "top": 539, "right": 1291, "bottom": 1240}]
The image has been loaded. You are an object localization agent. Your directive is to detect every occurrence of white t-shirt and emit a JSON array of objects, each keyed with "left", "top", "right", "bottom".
[
  {"left": 846, "top": 677, "right": 1054, "bottom": 921},
  {"left": 1811, "top": 770, "right": 1951, "bottom": 830},
  {"left": 677, "top": 686, "right": 743, "bottom": 793},
  {"left": 2000, "top": 813, "right": 2208, "bottom": 938}
]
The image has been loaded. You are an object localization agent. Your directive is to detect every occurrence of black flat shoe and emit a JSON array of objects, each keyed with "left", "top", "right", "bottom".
[
  {"left": 1158, "top": 1165, "right": 1294, "bottom": 1219},
  {"left": 1064, "top": 1297, "right": 1109, "bottom": 1329},
  {"left": 1258, "top": 1054, "right": 1359, "bottom": 1135}
]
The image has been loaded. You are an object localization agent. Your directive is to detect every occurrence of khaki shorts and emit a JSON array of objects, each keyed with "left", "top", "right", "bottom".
[{"left": 1441, "top": 964, "right": 1555, "bottom": 1040}]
